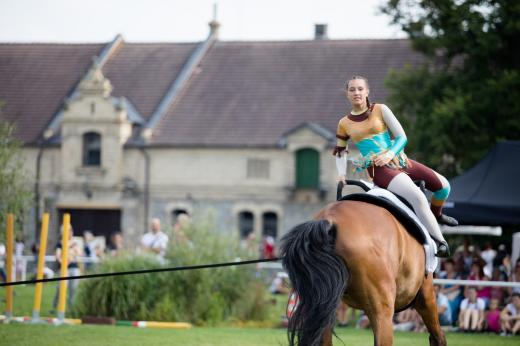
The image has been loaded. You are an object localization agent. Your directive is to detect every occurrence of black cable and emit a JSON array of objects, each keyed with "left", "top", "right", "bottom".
[{"left": 0, "top": 257, "right": 282, "bottom": 287}]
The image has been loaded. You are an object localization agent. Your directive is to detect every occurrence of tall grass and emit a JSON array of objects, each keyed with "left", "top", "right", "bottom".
[{"left": 72, "top": 218, "right": 272, "bottom": 325}]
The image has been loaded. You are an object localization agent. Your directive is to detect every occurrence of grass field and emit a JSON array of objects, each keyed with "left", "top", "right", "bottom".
[
  {"left": 2, "top": 284, "right": 519, "bottom": 345},
  {"left": 1, "top": 324, "right": 519, "bottom": 346}
]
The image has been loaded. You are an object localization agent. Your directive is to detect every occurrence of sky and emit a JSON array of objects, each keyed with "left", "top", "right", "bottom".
[{"left": 0, "top": 0, "right": 406, "bottom": 43}]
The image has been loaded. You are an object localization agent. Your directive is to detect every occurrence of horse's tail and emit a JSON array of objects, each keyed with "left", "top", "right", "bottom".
[{"left": 280, "top": 219, "right": 348, "bottom": 346}]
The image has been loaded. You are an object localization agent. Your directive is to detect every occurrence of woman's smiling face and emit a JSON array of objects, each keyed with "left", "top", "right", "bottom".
[{"left": 346, "top": 78, "right": 369, "bottom": 108}]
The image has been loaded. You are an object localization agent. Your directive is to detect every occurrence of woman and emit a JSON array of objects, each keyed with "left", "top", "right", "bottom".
[
  {"left": 334, "top": 76, "right": 457, "bottom": 257},
  {"left": 468, "top": 260, "right": 491, "bottom": 307}
]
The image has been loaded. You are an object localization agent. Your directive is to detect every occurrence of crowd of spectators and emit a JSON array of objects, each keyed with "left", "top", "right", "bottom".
[{"left": 386, "top": 241, "right": 520, "bottom": 336}]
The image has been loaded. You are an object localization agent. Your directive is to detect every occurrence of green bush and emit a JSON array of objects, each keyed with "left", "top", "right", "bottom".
[{"left": 73, "top": 218, "right": 273, "bottom": 325}]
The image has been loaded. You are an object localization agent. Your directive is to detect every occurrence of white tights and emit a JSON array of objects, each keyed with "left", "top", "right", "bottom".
[{"left": 387, "top": 172, "right": 446, "bottom": 243}]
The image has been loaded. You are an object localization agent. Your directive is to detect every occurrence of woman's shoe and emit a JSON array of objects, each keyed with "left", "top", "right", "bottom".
[
  {"left": 437, "top": 214, "right": 459, "bottom": 226},
  {"left": 436, "top": 241, "right": 451, "bottom": 258}
]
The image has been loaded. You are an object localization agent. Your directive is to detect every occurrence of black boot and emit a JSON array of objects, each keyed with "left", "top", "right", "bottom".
[
  {"left": 437, "top": 214, "right": 459, "bottom": 226},
  {"left": 436, "top": 241, "right": 451, "bottom": 258}
]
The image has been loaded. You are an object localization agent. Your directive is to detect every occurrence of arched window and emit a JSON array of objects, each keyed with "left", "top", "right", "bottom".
[
  {"left": 238, "top": 211, "right": 254, "bottom": 239},
  {"left": 262, "top": 212, "right": 278, "bottom": 238},
  {"left": 83, "top": 132, "right": 101, "bottom": 166},
  {"left": 295, "top": 148, "right": 320, "bottom": 188}
]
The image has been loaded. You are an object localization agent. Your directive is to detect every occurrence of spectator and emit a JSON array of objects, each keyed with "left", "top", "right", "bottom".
[
  {"left": 356, "top": 312, "right": 371, "bottom": 329},
  {"left": 82, "top": 231, "right": 98, "bottom": 270},
  {"left": 468, "top": 261, "right": 491, "bottom": 306},
  {"left": 172, "top": 213, "right": 191, "bottom": 247},
  {"left": 440, "top": 258, "right": 463, "bottom": 323},
  {"left": 490, "top": 267, "right": 508, "bottom": 306},
  {"left": 500, "top": 293, "right": 520, "bottom": 335},
  {"left": 393, "top": 308, "right": 423, "bottom": 332},
  {"left": 262, "top": 235, "right": 275, "bottom": 259},
  {"left": 485, "top": 298, "right": 501, "bottom": 334},
  {"left": 269, "top": 271, "right": 290, "bottom": 295},
  {"left": 108, "top": 231, "right": 124, "bottom": 257},
  {"left": 0, "top": 242, "right": 6, "bottom": 282},
  {"left": 140, "top": 218, "right": 169, "bottom": 261},
  {"left": 481, "top": 242, "right": 496, "bottom": 278},
  {"left": 435, "top": 285, "right": 452, "bottom": 326},
  {"left": 459, "top": 286, "right": 485, "bottom": 332},
  {"left": 14, "top": 237, "right": 25, "bottom": 281},
  {"left": 508, "top": 259, "right": 520, "bottom": 296},
  {"left": 336, "top": 301, "right": 356, "bottom": 327}
]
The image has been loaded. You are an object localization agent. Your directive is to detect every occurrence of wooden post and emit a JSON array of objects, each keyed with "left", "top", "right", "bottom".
[
  {"left": 57, "top": 213, "right": 70, "bottom": 322},
  {"left": 32, "top": 213, "right": 49, "bottom": 322},
  {"left": 5, "top": 214, "right": 14, "bottom": 319}
]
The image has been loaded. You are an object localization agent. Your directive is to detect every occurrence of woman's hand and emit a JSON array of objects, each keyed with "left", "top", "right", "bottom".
[
  {"left": 373, "top": 151, "right": 394, "bottom": 166},
  {"left": 337, "top": 175, "right": 346, "bottom": 184}
]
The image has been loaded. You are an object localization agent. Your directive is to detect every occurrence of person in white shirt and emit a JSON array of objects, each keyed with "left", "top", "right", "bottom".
[
  {"left": 500, "top": 293, "right": 520, "bottom": 335},
  {"left": 459, "top": 286, "right": 485, "bottom": 332},
  {"left": 141, "top": 218, "right": 169, "bottom": 260}
]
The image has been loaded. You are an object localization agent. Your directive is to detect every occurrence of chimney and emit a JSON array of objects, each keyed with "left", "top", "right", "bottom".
[
  {"left": 209, "top": 3, "right": 220, "bottom": 39},
  {"left": 314, "top": 24, "right": 328, "bottom": 40}
]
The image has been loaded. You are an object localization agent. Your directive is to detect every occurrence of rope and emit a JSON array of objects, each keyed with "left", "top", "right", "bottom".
[{"left": 0, "top": 257, "right": 282, "bottom": 287}]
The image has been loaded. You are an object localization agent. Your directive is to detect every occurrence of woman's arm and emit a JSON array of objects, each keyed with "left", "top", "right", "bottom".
[
  {"left": 381, "top": 104, "right": 407, "bottom": 157},
  {"left": 336, "top": 149, "right": 347, "bottom": 177}
]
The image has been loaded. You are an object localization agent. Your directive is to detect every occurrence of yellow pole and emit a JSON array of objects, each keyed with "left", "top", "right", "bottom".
[
  {"left": 32, "top": 213, "right": 49, "bottom": 322},
  {"left": 5, "top": 213, "right": 14, "bottom": 319},
  {"left": 57, "top": 213, "right": 70, "bottom": 321}
]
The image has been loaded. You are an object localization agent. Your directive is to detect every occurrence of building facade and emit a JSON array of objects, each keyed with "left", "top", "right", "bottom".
[{"left": 1, "top": 24, "right": 425, "bottom": 248}]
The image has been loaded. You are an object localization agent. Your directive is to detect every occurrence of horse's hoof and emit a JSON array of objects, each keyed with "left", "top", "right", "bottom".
[
  {"left": 437, "top": 214, "right": 458, "bottom": 226},
  {"left": 435, "top": 241, "right": 450, "bottom": 258}
]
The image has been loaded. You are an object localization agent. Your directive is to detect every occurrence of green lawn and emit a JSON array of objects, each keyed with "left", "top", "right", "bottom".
[
  {"left": 1, "top": 324, "right": 519, "bottom": 346},
  {"left": 1, "top": 282, "right": 58, "bottom": 317},
  {"left": 2, "top": 284, "right": 519, "bottom": 345}
]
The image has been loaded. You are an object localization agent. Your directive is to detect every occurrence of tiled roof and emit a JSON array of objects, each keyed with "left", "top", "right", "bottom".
[
  {"left": 151, "top": 39, "right": 425, "bottom": 146},
  {"left": 0, "top": 39, "right": 426, "bottom": 147},
  {"left": 0, "top": 43, "right": 104, "bottom": 143},
  {"left": 102, "top": 43, "right": 198, "bottom": 121}
]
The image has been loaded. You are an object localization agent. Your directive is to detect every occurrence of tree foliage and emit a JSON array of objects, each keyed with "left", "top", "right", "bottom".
[
  {"left": 381, "top": 0, "right": 520, "bottom": 176},
  {"left": 0, "top": 116, "right": 32, "bottom": 242}
]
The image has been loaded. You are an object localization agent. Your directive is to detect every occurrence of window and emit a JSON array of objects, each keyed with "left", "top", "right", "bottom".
[
  {"left": 247, "top": 158, "right": 270, "bottom": 179},
  {"left": 82, "top": 132, "right": 101, "bottom": 166},
  {"left": 262, "top": 212, "right": 278, "bottom": 238},
  {"left": 295, "top": 148, "right": 320, "bottom": 188},
  {"left": 238, "top": 211, "right": 254, "bottom": 239}
]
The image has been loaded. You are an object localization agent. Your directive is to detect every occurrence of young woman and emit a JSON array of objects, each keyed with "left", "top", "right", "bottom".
[{"left": 334, "top": 76, "right": 457, "bottom": 257}]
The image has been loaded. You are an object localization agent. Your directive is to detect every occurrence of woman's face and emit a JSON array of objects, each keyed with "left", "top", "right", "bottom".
[{"left": 346, "top": 79, "right": 369, "bottom": 108}]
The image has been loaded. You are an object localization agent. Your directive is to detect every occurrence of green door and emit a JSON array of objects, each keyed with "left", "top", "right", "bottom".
[{"left": 296, "top": 148, "right": 320, "bottom": 188}]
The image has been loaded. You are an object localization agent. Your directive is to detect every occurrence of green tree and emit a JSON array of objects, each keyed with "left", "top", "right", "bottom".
[
  {"left": 381, "top": 0, "right": 520, "bottom": 176},
  {"left": 0, "top": 113, "right": 32, "bottom": 242}
]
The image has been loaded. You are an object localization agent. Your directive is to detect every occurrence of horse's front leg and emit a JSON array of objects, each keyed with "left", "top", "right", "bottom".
[{"left": 415, "top": 274, "right": 447, "bottom": 346}]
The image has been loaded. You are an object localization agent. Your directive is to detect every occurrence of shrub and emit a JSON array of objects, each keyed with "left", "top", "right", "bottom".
[{"left": 73, "top": 217, "right": 273, "bottom": 325}]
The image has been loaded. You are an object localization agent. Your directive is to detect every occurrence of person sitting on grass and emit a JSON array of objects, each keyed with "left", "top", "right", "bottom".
[
  {"left": 485, "top": 298, "right": 502, "bottom": 334},
  {"left": 500, "top": 293, "right": 520, "bottom": 336},
  {"left": 459, "top": 286, "right": 485, "bottom": 332}
]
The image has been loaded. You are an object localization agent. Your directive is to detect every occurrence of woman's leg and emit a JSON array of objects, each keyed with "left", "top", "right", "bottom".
[
  {"left": 386, "top": 172, "right": 447, "bottom": 245},
  {"left": 469, "top": 310, "right": 479, "bottom": 330},
  {"left": 404, "top": 160, "right": 457, "bottom": 225}
]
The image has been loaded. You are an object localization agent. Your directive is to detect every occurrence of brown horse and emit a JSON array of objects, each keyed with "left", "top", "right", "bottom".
[{"left": 280, "top": 199, "right": 446, "bottom": 346}]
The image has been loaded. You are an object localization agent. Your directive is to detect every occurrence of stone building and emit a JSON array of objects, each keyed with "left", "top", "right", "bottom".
[{"left": 0, "top": 24, "right": 425, "bottom": 248}]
